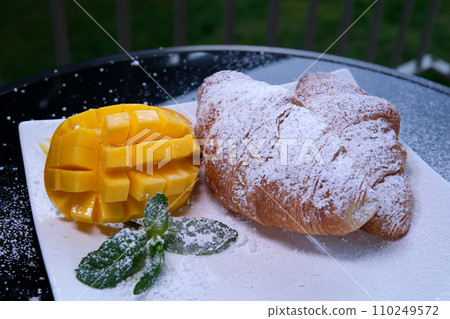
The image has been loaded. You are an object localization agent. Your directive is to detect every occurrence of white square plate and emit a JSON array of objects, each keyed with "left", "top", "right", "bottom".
[{"left": 19, "top": 70, "right": 450, "bottom": 300}]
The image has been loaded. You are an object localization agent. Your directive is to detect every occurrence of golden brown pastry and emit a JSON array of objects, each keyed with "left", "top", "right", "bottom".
[
  {"left": 295, "top": 72, "right": 411, "bottom": 238},
  {"left": 196, "top": 71, "right": 376, "bottom": 235}
]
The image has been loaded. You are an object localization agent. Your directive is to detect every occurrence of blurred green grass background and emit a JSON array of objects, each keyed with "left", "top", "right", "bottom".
[{"left": 0, "top": 0, "right": 448, "bottom": 86}]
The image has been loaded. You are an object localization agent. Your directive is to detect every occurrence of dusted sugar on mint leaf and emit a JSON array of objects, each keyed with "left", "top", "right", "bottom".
[
  {"left": 143, "top": 193, "right": 169, "bottom": 237},
  {"left": 163, "top": 216, "right": 238, "bottom": 255},
  {"left": 75, "top": 228, "right": 148, "bottom": 289},
  {"left": 133, "top": 237, "right": 165, "bottom": 295}
]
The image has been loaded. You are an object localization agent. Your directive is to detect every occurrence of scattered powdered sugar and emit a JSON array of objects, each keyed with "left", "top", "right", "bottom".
[{"left": 0, "top": 166, "right": 51, "bottom": 300}]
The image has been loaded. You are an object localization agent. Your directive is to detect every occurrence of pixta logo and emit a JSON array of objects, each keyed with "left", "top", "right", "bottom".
[
  {"left": 195, "top": 138, "right": 325, "bottom": 166},
  {"left": 125, "top": 128, "right": 173, "bottom": 175}
]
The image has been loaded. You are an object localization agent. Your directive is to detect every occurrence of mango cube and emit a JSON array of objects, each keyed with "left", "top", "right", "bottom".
[
  {"left": 102, "top": 112, "right": 130, "bottom": 145},
  {"left": 60, "top": 170, "right": 97, "bottom": 192},
  {"left": 61, "top": 127, "right": 98, "bottom": 150},
  {"left": 68, "top": 109, "right": 99, "bottom": 128},
  {"left": 102, "top": 145, "right": 129, "bottom": 169},
  {"left": 159, "top": 165, "right": 191, "bottom": 196},
  {"left": 48, "top": 191, "right": 73, "bottom": 215},
  {"left": 157, "top": 110, "right": 191, "bottom": 138},
  {"left": 70, "top": 192, "right": 99, "bottom": 223},
  {"left": 44, "top": 168, "right": 61, "bottom": 191},
  {"left": 127, "top": 170, "right": 166, "bottom": 201},
  {"left": 97, "top": 199, "right": 125, "bottom": 223},
  {"left": 59, "top": 146, "right": 98, "bottom": 170},
  {"left": 128, "top": 109, "right": 161, "bottom": 139}
]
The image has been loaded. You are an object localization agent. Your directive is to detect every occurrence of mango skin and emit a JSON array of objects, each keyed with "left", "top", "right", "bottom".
[{"left": 44, "top": 104, "right": 200, "bottom": 224}]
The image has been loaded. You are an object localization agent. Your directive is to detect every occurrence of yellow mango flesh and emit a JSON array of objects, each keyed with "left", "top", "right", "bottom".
[{"left": 44, "top": 104, "right": 200, "bottom": 224}]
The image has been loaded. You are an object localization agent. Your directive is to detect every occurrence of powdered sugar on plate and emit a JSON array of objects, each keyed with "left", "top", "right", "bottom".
[{"left": 18, "top": 69, "right": 450, "bottom": 300}]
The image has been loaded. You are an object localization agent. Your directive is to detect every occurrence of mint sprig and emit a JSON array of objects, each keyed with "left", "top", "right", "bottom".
[
  {"left": 163, "top": 217, "right": 238, "bottom": 255},
  {"left": 75, "top": 228, "right": 148, "bottom": 289},
  {"left": 133, "top": 236, "right": 165, "bottom": 295},
  {"left": 75, "top": 193, "right": 238, "bottom": 295},
  {"left": 143, "top": 193, "right": 169, "bottom": 237}
]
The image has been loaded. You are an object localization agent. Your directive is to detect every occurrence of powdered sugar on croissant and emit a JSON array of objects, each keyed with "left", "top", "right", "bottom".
[
  {"left": 196, "top": 71, "right": 376, "bottom": 235},
  {"left": 295, "top": 72, "right": 412, "bottom": 238}
]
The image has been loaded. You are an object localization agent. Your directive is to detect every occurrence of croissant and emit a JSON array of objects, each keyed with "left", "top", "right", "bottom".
[
  {"left": 295, "top": 72, "right": 411, "bottom": 238},
  {"left": 196, "top": 70, "right": 376, "bottom": 235}
]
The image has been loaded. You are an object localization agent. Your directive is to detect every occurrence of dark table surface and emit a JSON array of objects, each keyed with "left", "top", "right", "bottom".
[{"left": 0, "top": 45, "right": 449, "bottom": 300}]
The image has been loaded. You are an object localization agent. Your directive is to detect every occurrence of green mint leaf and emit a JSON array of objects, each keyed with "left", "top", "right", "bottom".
[
  {"left": 163, "top": 217, "right": 238, "bottom": 256},
  {"left": 133, "top": 236, "right": 165, "bottom": 295},
  {"left": 143, "top": 193, "right": 169, "bottom": 237},
  {"left": 75, "top": 228, "right": 148, "bottom": 289}
]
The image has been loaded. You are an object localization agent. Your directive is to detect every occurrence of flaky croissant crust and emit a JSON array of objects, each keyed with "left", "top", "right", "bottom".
[
  {"left": 296, "top": 73, "right": 411, "bottom": 238},
  {"left": 196, "top": 71, "right": 377, "bottom": 235},
  {"left": 196, "top": 70, "right": 411, "bottom": 237}
]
